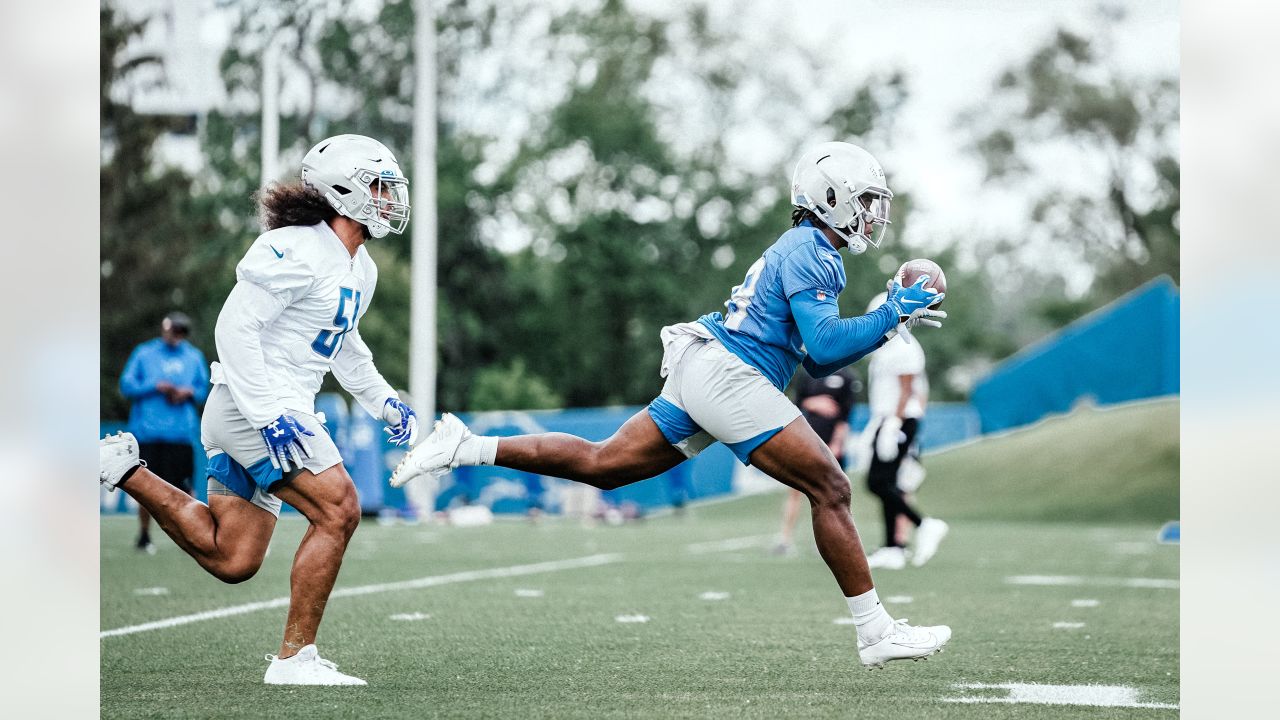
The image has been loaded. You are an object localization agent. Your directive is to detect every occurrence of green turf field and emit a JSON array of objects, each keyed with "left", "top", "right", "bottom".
[{"left": 101, "top": 400, "right": 1179, "bottom": 718}]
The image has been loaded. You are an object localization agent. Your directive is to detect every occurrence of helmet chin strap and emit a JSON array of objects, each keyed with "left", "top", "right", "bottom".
[{"left": 829, "top": 218, "right": 872, "bottom": 254}]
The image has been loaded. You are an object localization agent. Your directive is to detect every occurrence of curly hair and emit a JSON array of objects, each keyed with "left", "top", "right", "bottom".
[
  {"left": 791, "top": 207, "right": 821, "bottom": 227},
  {"left": 257, "top": 182, "right": 337, "bottom": 230}
]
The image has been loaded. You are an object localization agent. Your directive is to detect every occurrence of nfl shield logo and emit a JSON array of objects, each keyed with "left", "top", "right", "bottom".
[{"left": 816, "top": 291, "right": 826, "bottom": 301}]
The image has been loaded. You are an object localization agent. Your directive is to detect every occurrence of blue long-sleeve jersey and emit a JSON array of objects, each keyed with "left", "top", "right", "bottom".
[
  {"left": 698, "top": 220, "right": 897, "bottom": 389},
  {"left": 119, "top": 338, "right": 210, "bottom": 443}
]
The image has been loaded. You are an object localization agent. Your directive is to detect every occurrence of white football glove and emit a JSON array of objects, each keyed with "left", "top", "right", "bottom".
[
  {"left": 875, "top": 416, "right": 903, "bottom": 462},
  {"left": 887, "top": 307, "right": 948, "bottom": 345}
]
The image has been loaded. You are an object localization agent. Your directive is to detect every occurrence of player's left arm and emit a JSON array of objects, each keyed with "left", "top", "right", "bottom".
[
  {"left": 330, "top": 327, "right": 418, "bottom": 446},
  {"left": 781, "top": 244, "right": 898, "bottom": 373},
  {"left": 792, "top": 290, "right": 895, "bottom": 373}
]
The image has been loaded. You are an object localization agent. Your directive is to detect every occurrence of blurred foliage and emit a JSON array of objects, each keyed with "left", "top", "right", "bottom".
[
  {"left": 101, "top": 0, "right": 1177, "bottom": 419},
  {"left": 101, "top": 4, "right": 225, "bottom": 421},
  {"left": 962, "top": 8, "right": 1179, "bottom": 336},
  {"left": 469, "top": 359, "right": 563, "bottom": 411}
]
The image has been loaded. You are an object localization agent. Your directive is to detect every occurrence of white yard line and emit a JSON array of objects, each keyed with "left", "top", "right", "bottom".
[
  {"left": 101, "top": 553, "right": 622, "bottom": 639},
  {"left": 942, "top": 682, "right": 1177, "bottom": 710},
  {"left": 684, "top": 534, "right": 776, "bottom": 554},
  {"left": 1005, "top": 575, "right": 1179, "bottom": 589}
]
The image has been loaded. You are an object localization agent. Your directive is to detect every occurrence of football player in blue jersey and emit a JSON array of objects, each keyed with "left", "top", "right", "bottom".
[{"left": 395, "top": 142, "right": 951, "bottom": 668}]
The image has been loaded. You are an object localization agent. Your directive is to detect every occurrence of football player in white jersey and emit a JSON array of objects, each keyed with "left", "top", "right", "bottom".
[
  {"left": 99, "top": 134, "right": 418, "bottom": 685},
  {"left": 862, "top": 292, "right": 948, "bottom": 570}
]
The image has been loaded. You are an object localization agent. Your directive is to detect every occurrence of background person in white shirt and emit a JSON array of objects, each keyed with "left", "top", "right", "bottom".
[
  {"left": 99, "top": 134, "right": 418, "bottom": 686},
  {"left": 862, "top": 292, "right": 948, "bottom": 570}
]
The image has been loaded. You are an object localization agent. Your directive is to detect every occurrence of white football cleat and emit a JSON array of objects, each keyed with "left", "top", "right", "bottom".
[
  {"left": 390, "top": 413, "right": 472, "bottom": 488},
  {"left": 263, "top": 645, "right": 366, "bottom": 686},
  {"left": 865, "top": 546, "right": 907, "bottom": 570},
  {"left": 100, "top": 432, "right": 143, "bottom": 490},
  {"left": 912, "top": 518, "right": 949, "bottom": 567},
  {"left": 858, "top": 618, "right": 952, "bottom": 668}
]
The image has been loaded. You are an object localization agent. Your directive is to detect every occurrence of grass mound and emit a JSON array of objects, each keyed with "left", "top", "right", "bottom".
[{"left": 918, "top": 398, "right": 1178, "bottom": 523}]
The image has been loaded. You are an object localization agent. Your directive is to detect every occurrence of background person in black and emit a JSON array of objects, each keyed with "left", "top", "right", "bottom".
[
  {"left": 774, "top": 368, "right": 859, "bottom": 555},
  {"left": 863, "top": 292, "right": 948, "bottom": 569}
]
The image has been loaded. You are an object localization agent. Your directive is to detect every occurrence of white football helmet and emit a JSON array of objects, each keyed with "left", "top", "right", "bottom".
[
  {"left": 791, "top": 141, "right": 892, "bottom": 255},
  {"left": 301, "top": 134, "right": 410, "bottom": 239}
]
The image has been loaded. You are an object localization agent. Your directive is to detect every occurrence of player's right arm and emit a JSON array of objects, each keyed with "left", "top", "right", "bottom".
[
  {"left": 215, "top": 235, "right": 314, "bottom": 429},
  {"left": 214, "top": 282, "right": 291, "bottom": 428},
  {"left": 894, "top": 374, "right": 916, "bottom": 418}
]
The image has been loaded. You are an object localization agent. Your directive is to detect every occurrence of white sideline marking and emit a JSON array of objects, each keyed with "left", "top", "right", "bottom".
[
  {"left": 101, "top": 553, "right": 622, "bottom": 639},
  {"left": 942, "top": 682, "right": 1177, "bottom": 710},
  {"left": 133, "top": 587, "right": 169, "bottom": 596},
  {"left": 1006, "top": 575, "right": 1178, "bottom": 589},
  {"left": 1053, "top": 622, "right": 1085, "bottom": 629},
  {"left": 886, "top": 595, "right": 914, "bottom": 604},
  {"left": 615, "top": 614, "right": 650, "bottom": 623},
  {"left": 699, "top": 591, "right": 730, "bottom": 601},
  {"left": 685, "top": 535, "right": 774, "bottom": 554},
  {"left": 514, "top": 588, "right": 544, "bottom": 598},
  {"left": 389, "top": 612, "right": 431, "bottom": 621},
  {"left": 1071, "top": 599, "right": 1101, "bottom": 608},
  {"left": 1123, "top": 578, "right": 1180, "bottom": 589},
  {"left": 833, "top": 617, "right": 857, "bottom": 625}
]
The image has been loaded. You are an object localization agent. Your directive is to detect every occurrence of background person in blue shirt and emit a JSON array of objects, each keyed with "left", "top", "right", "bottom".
[
  {"left": 396, "top": 142, "right": 953, "bottom": 668},
  {"left": 118, "top": 312, "right": 210, "bottom": 553}
]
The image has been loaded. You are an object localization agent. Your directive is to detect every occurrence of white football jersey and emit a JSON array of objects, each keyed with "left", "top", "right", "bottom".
[
  {"left": 868, "top": 334, "right": 928, "bottom": 419},
  {"left": 210, "top": 221, "right": 396, "bottom": 428}
]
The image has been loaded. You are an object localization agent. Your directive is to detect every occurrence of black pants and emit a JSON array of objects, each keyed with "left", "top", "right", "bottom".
[
  {"left": 866, "top": 418, "right": 922, "bottom": 548},
  {"left": 138, "top": 441, "right": 195, "bottom": 493}
]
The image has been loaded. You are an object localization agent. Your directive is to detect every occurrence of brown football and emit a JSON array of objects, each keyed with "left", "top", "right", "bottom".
[{"left": 896, "top": 258, "right": 947, "bottom": 308}]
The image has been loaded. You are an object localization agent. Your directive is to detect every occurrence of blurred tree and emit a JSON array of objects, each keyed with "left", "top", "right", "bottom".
[
  {"left": 469, "top": 359, "right": 563, "bottom": 411},
  {"left": 102, "top": 0, "right": 995, "bottom": 418},
  {"left": 492, "top": 0, "right": 923, "bottom": 405},
  {"left": 963, "top": 10, "right": 1178, "bottom": 318},
  {"left": 186, "top": 0, "right": 530, "bottom": 412},
  {"left": 100, "top": 3, "right": 223, "bottom": 420}
]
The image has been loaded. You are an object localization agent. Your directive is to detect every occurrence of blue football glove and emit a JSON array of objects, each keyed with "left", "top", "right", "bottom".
[
  {"left": 885, "top": 274, "right": 944, "bottom": 318},
  {"left": 885, "top": 275, "right": 947, "bottom": 345},
  {"left": 259, "top": 414, "right": 315, "bottom": 472},
  {"left": 382, "top": 397, "right": 419, "bottom": 446}
]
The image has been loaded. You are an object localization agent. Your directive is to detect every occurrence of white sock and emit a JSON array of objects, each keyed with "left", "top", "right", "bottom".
[
  {"left": 847, "top": 588, "right": 895, "bottom": 645},
  {"left": 455, "top": 435, "right": 499, "bottom": 466}
]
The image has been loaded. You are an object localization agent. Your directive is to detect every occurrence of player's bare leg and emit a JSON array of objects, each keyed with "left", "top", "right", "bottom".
[
  {"left": 137, "top": 482, "right": 196, "bottom": 553},
  {"left": 775, "top": 488, "right": 805, "bottom": 554},
  {"left": 393, "top": 410, "right": 685, "bottom": 490},
  {"left": 270, "top": 464, "right": 361, "bottom": 658},
  {"left": 749, "top": 417, "right": 874, "bottom": 596},
  {"left": 748, "top": 417, "right": 950, "bottom": 667},
  {"left": 116, "top": 464, "right": 275, "bottom": 583},
  {"left": 494, "top": 411, "right": 686, "bottom": 489}
]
